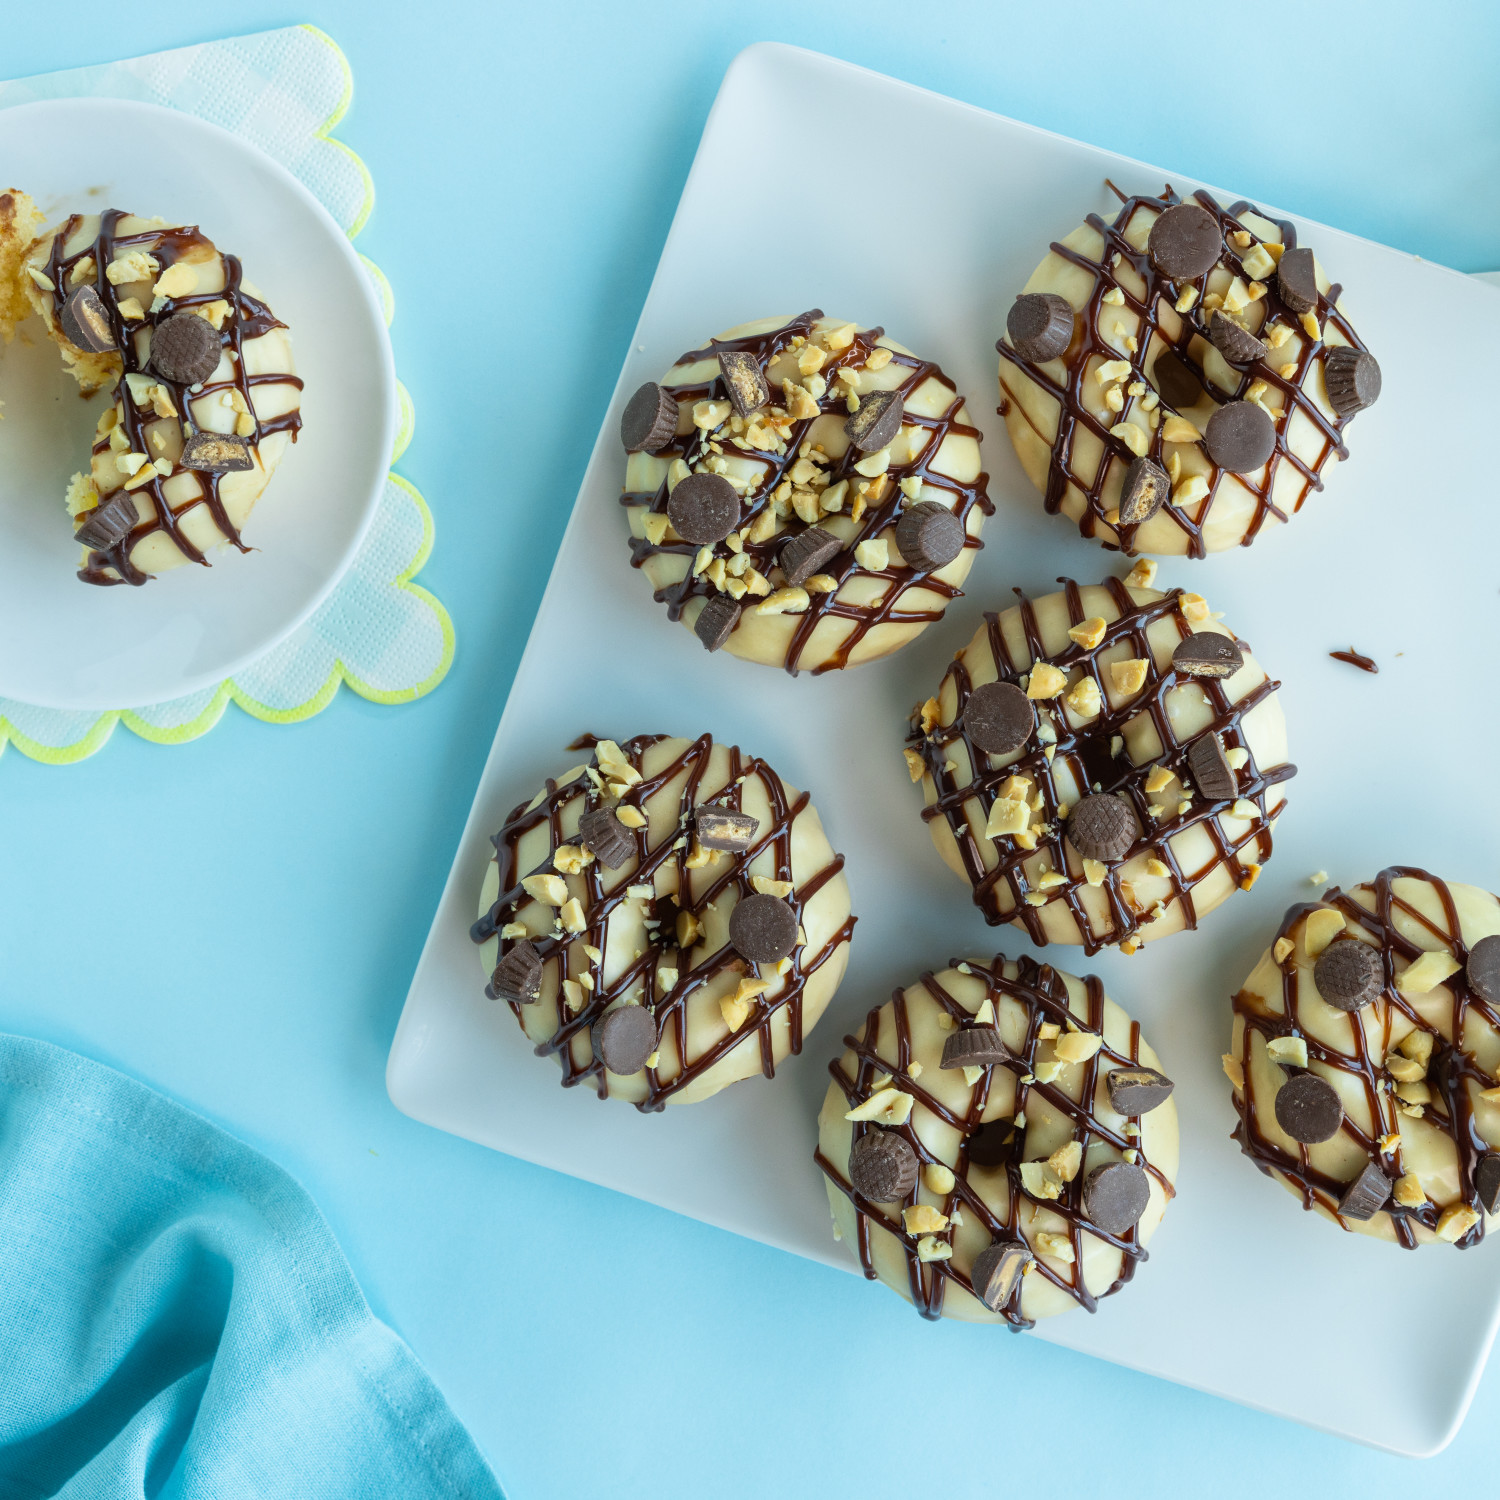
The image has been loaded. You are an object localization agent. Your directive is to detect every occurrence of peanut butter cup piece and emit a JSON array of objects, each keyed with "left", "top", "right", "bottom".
[
  {"left": 894, "top": 502, "right": 964, "bottom": 571},
  {"left": 1466, "top": 935, "right": 1500, "bottom": 1004},
  {"left": 848, "top": 1128, "right": 918, "bottom": 1202},
  {"left": 1323, "top": 346, "right": 1381, "bottom": 417},
  {"left": 963, "top": 681, "right": 1034, "bottom": 756},
  {"left": 1208, "top": 311, "right": 1268, "bottom": 367},
  {"left": 693, "top": 596, "right": 739, "bottom": 652},
  {"left": 148, "top": 310, "right": 222, "bottom": 386},
  {"left": 1337, "top": 1160, "right": 1390, "bottom": 1222},
  {"left": 1276, "top": 247, "right": 1319, "bottom": 314},
  {"left": 1204, "top": 400, "right": 1275, "bottom": 472},
  {"left": 1151, "top": 349, "right": 1201, "bottom": 410},
  {"left": 181, "top": 430, "right": 253, "bottom": 474},
  {"left": 778, "top": 525, "right": 840, "bottom": 587},
  {"left": 59, "top": 285, "right": 115, "bottom": 352},
  {"left": 593, "top": 1005, "right": 658, "bottom": 1075},
  {"left": 729, "top": 892, "right": 798, "bottom": 963},
  {"left": 1118, "top": 456, "right": 1168, "bottom": 525},
  {"left": 1105, "top": 1066, "right": 1174, "bottom": 1117},
  {"left": 1476, "top": 1153, "right": 1500, "bottom": 1216},
  {"left": 489, "top": 939, "right": 542, "bottom": 1004},
  {"left": 667, "top": 472, "right": 739, "bottom": 544},
  {"left": 695, "top": 808, "right": 759, "bottom": 852},
  {"left": 1082, "top": 1161, "right": 1150, "bottom": 1235},
  {"left": 1006, "top": 293, "right": 1074, "bottom": 362},
  {"left": 844, "top": 388, "right": 903, "bottom": 452},
  {"left": 1186, "top": 732, "right": 1237, "bottom": 802},
  {"left": 965, "top": 1118, "right": 1013, "bottom": 1169},
  {"left": 1312, "top": 938, "right": 1383, "bottom": 1012},
  {"left": 74, "top": 493, "right": 139, "bottom": 552},
  {"left": 970, "top": 1240, "right": 1031, "bottom": 1311},
  {"left": 1172, "top": 632, "right": 1244, "bottom": 678},
  {"left": 1066, "top": 794, "right": 1138, "bottom": 863},
  {"left": 940, "top": 1025, "right": 1011, "bottom": 1070},
  {"left": 1147, "top": 203, "right": 1222, "bottom": 280},
  {"left": 1274, "top": 1072, "right": 1343, "bottom": 1144},
  {"left": 620, "top": 381, "right": 678, "bottom": 453},
  {"left": 578, "top": 807, "right": 634, "bottom": 868},
  {"left": 718, "top": 349, "right": 768, "bottom": 417}
]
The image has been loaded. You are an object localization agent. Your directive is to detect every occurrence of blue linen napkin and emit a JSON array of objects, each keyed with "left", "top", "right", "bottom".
[{"left": 0, "top": 1034, "right": 502, "bottom": 1499}]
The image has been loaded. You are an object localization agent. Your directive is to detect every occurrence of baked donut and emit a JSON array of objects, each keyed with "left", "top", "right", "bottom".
[
  {"left": 19, "top": 207, "right": 302, "bottom": 585},
  {"left": 997, "top": 184, "right": 1380, "bottom": 557},
  {"left": 1227, "top": 869, "right": 1500, "bottom": 1248},
  {"left": 619, "top": 311, "right": 991, "bottom": 673},
  {"left": 471, "top": 733, "right": 854, "bottom": 1109},
  {"left": 816, "top": 956, "right": 1178, "bottom": 1326},
  {"left": 907, "top": 563, "right": 1294, "bottom": 952}
]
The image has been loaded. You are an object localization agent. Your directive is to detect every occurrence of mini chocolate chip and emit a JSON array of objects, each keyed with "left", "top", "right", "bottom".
[
  {"left": 148, "top": 311, "right": 222, "bottom": 386},
  {"left": 1147, "top": 203, "right": 1222, "bottom": 280},
  {"left": 620, "top": 381, "right": 678, "bottom": 452},
  {"left": 970, "top": 1240, "right": 1031, "bottom": 1312},
  {"left": 718, "top": 349, "right": 768, "bottom": 417},
  {"left": 1204, "top": 400, "right": 1276, "bottom": 472},
  {"left": 1337, "top": 1160, "right": 1391, "bottom": 1222},
  {"left": 1066, "top": 794, "right": 1138, "bottom": 863},
  {"left": 940, "top": 1025, "right": 1012, "bottom": 1070},
  {"left": 1186, "top": 732, "right": 1237, "bottom": 802},
  {"left": 693, "top": 596, "right": 740, "bottom": 651},
  {"left": 1274, "top": 1072, "right": 1343, "bottom": 1144},
  {"left": 593, "top": 1005, "right": 658, "bottom": 1075},
  {"left": 1467, "top": 935, "right": 1500, "bottom": 1004},
  {"left": 728, "top": 893, "right": 798, "bottom": 963},
  {"left": 1312, "top": 938, "right": 1383, "bottom": 1011},
  {"left": 965, "top": 1118, "right": 1014, "bottom": 1169},
  {"left": 1476, "top": 1153, "right": 1500, "bottom": 1216},
  {"left": 1152, "top": 349, "right": 1201, "bottom": 410},
  {"left": 488, "top": 939, "right": 542, "bottom": 1004},
  {"left": 1118, "top": 456, "right": 1168, "bottom": 526},
  {"left": 180, "top": 430, "right": 253, "bottom": 473},
  {"left": 1082, "top": 1161, "right": 1150, "bottom": 1235},
  {"left": 59, "top": 285, "right": 115, "bottom": 352},
  {"left": 963, "top": 681, "right": 1034, "bottom": 756},
  {"left": 1172, "top": 632, "right": 1244, "bottom": 679},
  {"left": 578, "top": 807, "right": 635, "bottom": 868},
  {"left": 1105, "top": 1066, "right": 1174, "bottom": 1117},
  {"left": 778, "top": 525, "right": 841, "bottom": 586},
  {"left": 844, "top": 389, "right": 903, "bottom": 451},
  {"left": 1323, "top": 346, "right": 1381, "bottom": 417},
  {"left": 695, "top": 808, "right": 759, "bottom": 852},
  {"left": 848, "top": 1128, "right": 918, "bottom": 1202},
  {"left": 1006, "top": 293, "right": 1075, "bottom": 362},
  {"left": 74, "top": 493, "right": 139, "bottom": 552},
  {"left": 1276, "top": 246, "right": 1318, "bottom": 314},
  {"left": 894, "top": 502, "right": 964, "bottom": 571},
  {"left": 1208, "top": 310, "right": 1268, "bottom": 367},
  {"left": 667, "top": 472, "right": 739, "bottom": 544}
]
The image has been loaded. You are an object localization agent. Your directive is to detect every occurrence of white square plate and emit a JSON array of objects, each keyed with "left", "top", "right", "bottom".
[{"left": 388, "top": 43, "right": 1500, "bottom": 1456}]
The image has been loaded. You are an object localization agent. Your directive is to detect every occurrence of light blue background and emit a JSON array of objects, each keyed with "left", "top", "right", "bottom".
[{"left": 4, "top": 3, "right": 1499, "bottom": 1495}]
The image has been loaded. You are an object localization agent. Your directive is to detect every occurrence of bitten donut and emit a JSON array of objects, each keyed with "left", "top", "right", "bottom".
[
  {"left": 816, "top": 955, "right": 1178, "bottom": 1326},
  {"left": 1227, "top": 869, "right": 1500, "bottom": 1248},
  {"left": 17, "top": 205, "right": 302, "bottom": 585},
  {"left": 471, "top": 733, "right": 855, "bottom": 1108},
  {"left": 619, "top": 310, "right": 991, "bottom": 674},
  {"left": 907, "top": 562, "right": 1294, "bottom": 952},
  {"left": 997, "top": 184, "right": 1380, "bottom": 557}
]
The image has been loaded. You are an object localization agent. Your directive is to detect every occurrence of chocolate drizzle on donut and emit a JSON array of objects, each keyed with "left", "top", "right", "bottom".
[
  {"left": 41, "top": 209, "right": 303, "bottom": 586},
  {"left": 1231, "top": 869, "right": 1500, "bottom": 1249},
  {"left": 997, "top": 184, "right": 1373, "bottom": 557},
  {"left": 909, "top": 578, "right": 1296, "bottom": 953},
  {"left": 471, "top": 733, "right": 855, "bottom": 1111},
  {"left": 621, "top": 311, "right": 993, "bottom": 674},
  {"left": 814, "top": 955, "right": 1175, "bottom": 1326}
]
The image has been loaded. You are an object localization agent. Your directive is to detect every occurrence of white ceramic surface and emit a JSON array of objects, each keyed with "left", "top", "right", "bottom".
[
  {"left": 0, "top": 98, "right": 396, "bottom": 710},
  {"left": 388, "top": 43, "right": 1500, "bottom": 1456}
]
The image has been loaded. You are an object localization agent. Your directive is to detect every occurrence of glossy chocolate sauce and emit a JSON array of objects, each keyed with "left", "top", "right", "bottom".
[
  {"left": 621, "top": 312, "right": 993, "bottom": 674},
  {"left": 814, "top": 954, "right": 1175, "bottom": 1326},
  {"left": 910, "top": 578, "right": 1296, "bottom": 953},
  {"left": 41, "top": 209, "right": 303, "bottom": 586},
  {"left": 997, "top": 185, "right": 1372, "bottom": 557},
  {"left": 1329, "top": 648, "right": 1378, "bottom": 674},
  {"left": 471, "top": 733, "right": 855, "bottom": 1112}
]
